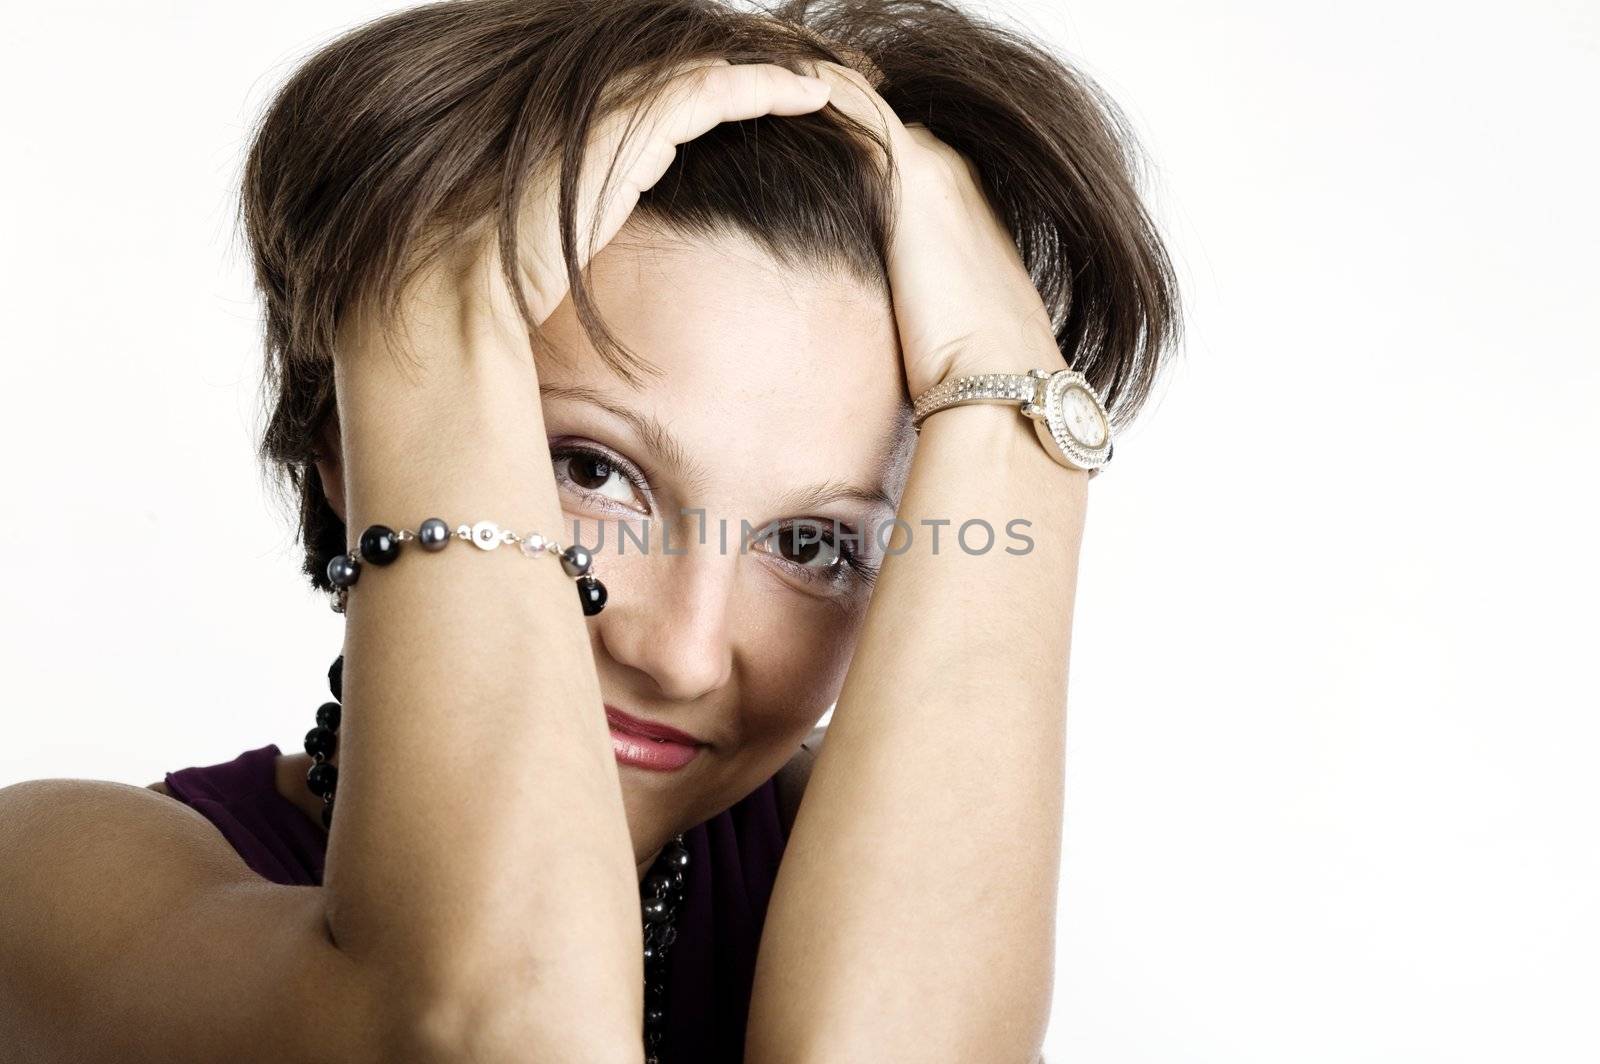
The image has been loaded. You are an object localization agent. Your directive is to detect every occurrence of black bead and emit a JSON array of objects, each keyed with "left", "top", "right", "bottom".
[
  {"left": 645, "top": 871, "right": 674, "bottom": 898},
  {"left": 316, "top": 700, "right": 342, "bottom": 731},
  {"left": 646, "top": 978, "right": 667, "bottom": 1004},
  {"left": 641, "top": 897, "right": 671, "bottom": 925},
  {"left": 642, "top": 943, "right": 659, "bottom": 967},
  {"left": 560, "top": 544, "right": 594, "bottom": 577},
  {"left": 577, "top": 575, "right": 607, "bottom": 616},
  {"left": 328, "top": 655, "right": 343, "bottom": 701},
  {"left": 661, "top": 846, "right": 690, "bottom": 872},
  {"left": 326, "top": 553, "right": 360, "bottom": 588},
  {"left": 418, "top": 517, "right": 451, "bottom": 551},
  {"left": 645, "top": 1006, "right": 667, "bottom": 1032},
  {"left": 359, "top": 524, "right": 402, "bottom": 566},
  {"left": 321, "top": 803, "right": 334, "bottom": 830},
  {"left": 304, "top": 725, "right": 337, "bottom": 760},
  {"left": 306, "top": 761, "right": 338, "bottom": 798}
]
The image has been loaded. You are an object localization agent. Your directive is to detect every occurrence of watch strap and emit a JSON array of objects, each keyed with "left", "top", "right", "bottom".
[
  {"left": 911, "top": 367, "right": 1113, "bottom": 478},
  {"left": 911, "top": 370, "right": 1046, "bottom": 430}
]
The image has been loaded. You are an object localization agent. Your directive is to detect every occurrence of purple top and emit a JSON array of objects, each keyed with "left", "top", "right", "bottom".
[{"left": 163, "top": 744, "right": 790, "bottom": 1063}]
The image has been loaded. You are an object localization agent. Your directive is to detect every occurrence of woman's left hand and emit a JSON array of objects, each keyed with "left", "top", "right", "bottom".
[{"left": 804, "top": 59, "right": 1064, "bottom": 398}]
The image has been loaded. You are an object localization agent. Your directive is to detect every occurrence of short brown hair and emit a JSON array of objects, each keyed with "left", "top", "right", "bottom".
[{"left": 242, "top": 0, "right": 1183, "bottom": 593}]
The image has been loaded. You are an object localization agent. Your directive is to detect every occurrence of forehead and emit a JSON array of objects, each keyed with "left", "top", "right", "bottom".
[{"left": 534, "top": 223, "right": 913, "bottom": 505}]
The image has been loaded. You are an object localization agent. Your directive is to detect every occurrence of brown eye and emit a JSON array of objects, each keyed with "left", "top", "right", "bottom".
[
  {"left": 550, "top": 445, "right": 649, "bottom": 513},
  {"left": 569, "top": 454, "right": 614, "bottom": 491},
  {"left": 770, "top": 522, "right": 841, "bottom": 569},
  {"left": 755, "top": 518, "right": 881, "bottom": 595}
]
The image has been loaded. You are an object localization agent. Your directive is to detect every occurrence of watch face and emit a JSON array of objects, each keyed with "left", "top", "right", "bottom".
[
  {"left": 1061, "top": 385, "right": 1108, "bottom": 447},
  {"left": 1039, "top": 369, "right": 1113, "bottom": 471}
]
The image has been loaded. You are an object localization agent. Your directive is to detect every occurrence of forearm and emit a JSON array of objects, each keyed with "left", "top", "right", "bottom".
[
  {"left": 322, "top": 269, "right": 643, "bottom": 1061},
  {"left": 748, "top": 388, "right": 1087, "bottom": 1063}
]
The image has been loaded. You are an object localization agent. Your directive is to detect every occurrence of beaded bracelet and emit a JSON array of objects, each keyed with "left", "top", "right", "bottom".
[{"left": 325, "top": 518, "right": 608, "bottom": 616}]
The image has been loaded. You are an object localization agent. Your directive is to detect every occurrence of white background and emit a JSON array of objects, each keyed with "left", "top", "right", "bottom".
[{"left": 3, "top": 2, "right": 1596, "bottom": 1061}]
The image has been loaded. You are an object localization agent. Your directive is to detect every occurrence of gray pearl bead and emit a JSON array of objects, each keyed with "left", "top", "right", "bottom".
[
  {"left": 418, "top": 517, "right": 451, "bottom": 551},
  {"left": 326, "top": 553, "right": 360, "bottom": 588},
  {"left": 561, "top": 544, "right": 593, "bottom": 577}
]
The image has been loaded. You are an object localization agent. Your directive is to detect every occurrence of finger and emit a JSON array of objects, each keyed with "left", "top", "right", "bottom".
[
  {"left": 571, "top": 62, "right": 831, "bottom": 257},
  {"left": 653, "top": 61, "right": 832, "bottom": 145},
  {"left": 599, "top": 62, "right": 829, "bottom": 201},
  {"left": 595, "top": 56, "right": 732, "bottom": 114},
  {"left": 584, "top": 61, "right": 817, "bottom": 194},
  {"left": 806, "top": 60, "right": 914, "bottom": 158}
]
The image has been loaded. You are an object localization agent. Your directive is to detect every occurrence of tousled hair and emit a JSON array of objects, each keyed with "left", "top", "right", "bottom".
[{"left": 243, "top": 0, "right": 1182, "bottom": 594}]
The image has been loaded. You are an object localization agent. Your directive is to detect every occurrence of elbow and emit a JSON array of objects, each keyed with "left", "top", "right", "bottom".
[
  {"left": 380, "top": 981, "right": 645, "bottom": 1064},
  {"left": 330, "top": 910, "right": 644, "bottom": 1064}
]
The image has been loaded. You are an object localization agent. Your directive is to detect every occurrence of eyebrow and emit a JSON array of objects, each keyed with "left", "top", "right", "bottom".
[{"left": 539, "top": 381, "right": 908, "bottom": 515}]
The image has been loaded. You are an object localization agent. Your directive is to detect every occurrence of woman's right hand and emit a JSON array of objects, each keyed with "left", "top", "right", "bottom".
[
  {"left": 337, "top": 59, "right": 832, "bottom": 463},
  {"left": 506, "top": 58, "right": 833, "bottom": 329}
]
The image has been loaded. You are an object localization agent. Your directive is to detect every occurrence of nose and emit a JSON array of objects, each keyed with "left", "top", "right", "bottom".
[{"left": 593, "top": 541, "right": 735, "bottom": 704}]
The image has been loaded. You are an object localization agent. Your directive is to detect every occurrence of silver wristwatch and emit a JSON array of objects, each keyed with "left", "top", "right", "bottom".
[{"left": 911, "top": 367, "right": 1114, "bottom": 475}]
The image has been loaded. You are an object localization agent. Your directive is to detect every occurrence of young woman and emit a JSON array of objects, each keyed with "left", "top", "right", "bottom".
[{"left": 0, "top": 1, "right": 1179, "bottom": 1061}]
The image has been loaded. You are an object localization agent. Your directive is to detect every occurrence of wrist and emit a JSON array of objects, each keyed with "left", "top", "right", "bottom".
[
  {"left": 909, "top": 333, "right": 1064, "bottom": 400},
  {"left": 914, "top": 395, "right": 1044, "bottom": 463},
  {"left": 337, "top": 334, "right": 539, "bottom": 437},
  {"left": 335, "top": 252, "right": 540, "bottom": 431},
  {"left": 911, "top": 359, "right": 1110, "bottom": 481},
  {"left": 334, "top": 325, "right": 561, "bottom": 537}
]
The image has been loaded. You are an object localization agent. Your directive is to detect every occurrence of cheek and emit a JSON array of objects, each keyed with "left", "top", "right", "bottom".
[{"left": 741, "top": 615, "right": 862, "bottom": 737}]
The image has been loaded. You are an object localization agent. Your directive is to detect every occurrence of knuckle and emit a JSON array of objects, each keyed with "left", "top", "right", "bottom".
[
  {"left": 905, "top": 139, "right": 974, "bottom": 191},
  {"left": 685, "top": 62, "right": 720, "bottom": 88},
  {"left": 928, "top": 138, "right": 974, "bottom": 179},
  {"left": 750, "top": 62, "right": 790, "bottom": 99}
]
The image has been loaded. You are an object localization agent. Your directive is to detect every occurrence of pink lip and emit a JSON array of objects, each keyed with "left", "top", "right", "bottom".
[
  {"left": 604, "top": 706, "right": 707, "bottom": 773},
  {"left": 604, "top": 705, "right": 707, "bottom": 747}
]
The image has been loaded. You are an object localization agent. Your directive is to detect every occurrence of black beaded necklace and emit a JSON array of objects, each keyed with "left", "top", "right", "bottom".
[{"left": 307, "top": 653, "right": 688, "bottom": 1063}]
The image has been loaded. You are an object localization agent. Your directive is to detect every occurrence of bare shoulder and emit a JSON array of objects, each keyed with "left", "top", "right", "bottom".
[
  {"left": 0, "top": 777, "right": 263, "bottom": 970},
  {"left": 0, "top": 776, "right": 255, "bottom": 892},
  {"left": 4, "top": 775, "right": 188, "bottom": 836},
  {"left": 0, "top": 778, "right": 383, "bottom": 1062},
  {"left": 773, "top": 722, "right": 828, "bottom": 835}
]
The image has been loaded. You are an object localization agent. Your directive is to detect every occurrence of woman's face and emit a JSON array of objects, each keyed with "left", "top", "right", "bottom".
[
  {"left": 317, "top": 220, "right": 914, "bottom": 869},
  {"left": 532, "top": 220, "right": 914, "bottom": 867}
]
